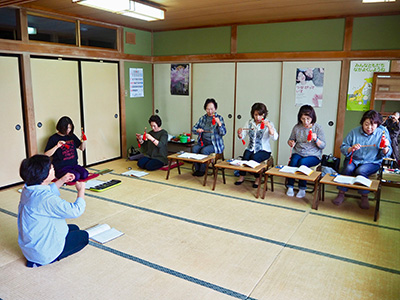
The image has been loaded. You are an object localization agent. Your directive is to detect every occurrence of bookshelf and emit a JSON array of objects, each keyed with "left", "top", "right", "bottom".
[{"left": 370, "top": 72, "right": 400, "bottom": 117}]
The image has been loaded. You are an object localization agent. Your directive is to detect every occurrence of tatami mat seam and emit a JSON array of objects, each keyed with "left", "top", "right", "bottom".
[
  {"left": 89, "top": 241, "right": 257, "bottom": 300},
  {"left": 247, "top": 206, "right": 313, "bottom": 297},
  {"left": 0, "top": 204, "right": 257, "bottom": 299},
  {"left": 47, "top": 191, "right": 400, "bottom": 275},
  {"left": 84, "top": 170, "right": 400, "bottom": 231},
  {"left": 96, "top": 171, "right": 307, "bottom": 213},
  {"left": 88, "top": 166, "right": 399, "bottom": 206},
  {"left": 309, "top": 212, "right": 400, "bottom": 231},
  {"left": 0, "top": 207, "right": 256, "bottom": 300}
]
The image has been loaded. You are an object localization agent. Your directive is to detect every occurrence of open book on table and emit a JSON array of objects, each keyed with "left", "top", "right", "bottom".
[
  {"left": 228, "top": 159, "right": 260, "bottom": 168},
  {"left": 333, "top": 175, "right": 372, "bottom": 187},
  {"left": 279, "top": 165, "right": 313, "bottom": 176},
  {"left": 86, "top": 224, "right": 124, "bottom": 244},
  {"left": 177, "top": 152, "right": 208, "bottom": 160}
]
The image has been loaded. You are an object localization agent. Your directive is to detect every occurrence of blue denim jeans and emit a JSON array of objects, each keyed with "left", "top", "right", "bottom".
[
  {"left": 192, "top": 143, "right": 215, "bottom": 172},
  {"left": 287, "top": 153, "right": 320, "bottom": 190},
  {"left": 337, "top": 159, "right": 380, "bottom": 194}
]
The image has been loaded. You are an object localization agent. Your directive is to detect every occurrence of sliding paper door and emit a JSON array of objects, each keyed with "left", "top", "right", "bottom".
[
  {"left": 81, "top": 61, "right": 120, "bottom": 165},
  {"left": 0, "top": 56, "right": 26, "bottom": 187},
  {"left": 31, "top": 58, "right": 82, "bottom": 163},
  {"left": 192, "top": 63, "right": 235, "bottom": 158}
]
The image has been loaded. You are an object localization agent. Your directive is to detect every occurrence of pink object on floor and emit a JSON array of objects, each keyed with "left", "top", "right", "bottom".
[{"left": 160, "top": 161, "right": 184, "bottom": 171}]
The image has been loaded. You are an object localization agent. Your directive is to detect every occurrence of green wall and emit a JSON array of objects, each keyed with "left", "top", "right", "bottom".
[
  {"left": 352, "top": 15, "right": 400, "bottom": 50},
  {"left": 124, "top": 28, "right": 152, "bottom": 56},
  {"left": 153, "top": 27, "right": 231, "bottom": 56},
  {"left": 124, "top": 62, "right": 153, "bottom": 152},
  {"left": 124, "top": 15, "right": 399, "bottom": 155},
  {"left": 237, "top": 19, "right": 345, "bottom": 53}
]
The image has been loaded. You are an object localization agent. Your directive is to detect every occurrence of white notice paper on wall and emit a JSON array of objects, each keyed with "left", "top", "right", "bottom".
[{"left": 130, "top": 68, "right": 144, "bottom": 98}]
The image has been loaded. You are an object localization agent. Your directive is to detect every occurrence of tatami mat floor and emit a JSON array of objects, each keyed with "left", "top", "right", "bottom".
[{"left": 1, "top": 158, "right": 399, "bottom": 300}]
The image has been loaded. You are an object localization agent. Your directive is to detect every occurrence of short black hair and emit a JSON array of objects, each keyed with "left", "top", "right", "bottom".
[
  {"left": 149, "top": 115, "right": 162, "bottom": 127},
  {"left": 56, "top": 116, "right": 74, "bottom": 135},
  {"left": 360, "top": 110, "right": 382, "bottom": 126},
  {"left": 204, "top": 98, "right": 217, "bottom": 110},
  {"left": 297, "top": 105, "right": 317, "bottom": 125},
  {"left": 20, "top": 155, "right": 52, "bottom": 186},
  {"left": 251, "top": 103, "right": 268, "bottom": 119}
]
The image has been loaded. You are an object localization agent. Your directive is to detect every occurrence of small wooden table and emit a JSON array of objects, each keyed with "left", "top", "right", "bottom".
[
  {"left": 166, "top": 153, "right": 214, "bottom": 186},
  {"left": 262, "top": 167, "right": 322, "bottom": 209},
  {"left": 212, "top": 161, "right": 268, "bottom": 198},
  {"left": 319, "top": 174, "right": 381, "bottom": 221}
]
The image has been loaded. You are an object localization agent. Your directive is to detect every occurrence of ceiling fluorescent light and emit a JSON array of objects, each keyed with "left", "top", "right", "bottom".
[
  {"left": 121, "top": 11, "right": 156, "bottom": 21},
  {"left": 362, "top": 0, "right": 395, "bottom": 3},
  {"left": 130, "top": 1, "right": 164, "bottom": 20},
  {"left": 72, "top": 0, "right": 165, "bottom": 21},
  {"left": 72, "top": 0, "right": 130, "bottom": 12}
]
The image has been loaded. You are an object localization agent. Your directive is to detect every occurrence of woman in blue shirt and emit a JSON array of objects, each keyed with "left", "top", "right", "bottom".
[
  {"left": 332, "top": 110, "right": 392, "bottom": 209},
  {"left": 18, "top": 155, "right": 88, "bottom": 267},
  {"left": 191, "top": 98, "right": 226, "bottom": 176}
]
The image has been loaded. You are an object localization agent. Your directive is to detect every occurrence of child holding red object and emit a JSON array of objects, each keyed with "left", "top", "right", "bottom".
[
  {"left": 18, "top": 154, "right": 88, "bottom": 268},
  {"left": 236, "top": 103, "right": 278, "bottom": 188},
  {"left": 44, "top": 116, "right": 88, "bottom": 181},
  {"left": 333, "top": 110, "right": 392, "bottom": 209}
]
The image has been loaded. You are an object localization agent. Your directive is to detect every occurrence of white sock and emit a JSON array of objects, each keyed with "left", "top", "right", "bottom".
[
  {"left": 296, "top": 189, "right": 306, "bottom": 198},
  {"left": 286, "top": 187, "right": 294, "bottom": 197}
]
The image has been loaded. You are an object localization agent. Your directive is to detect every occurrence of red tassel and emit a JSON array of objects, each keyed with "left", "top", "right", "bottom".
[
  {"left": 143, "top": 128, "right": 147, "bottom": 141},
  {"left": 379, "top": 133, "right": 386, "bottom": 149},
  {"left": 242, "top": 139, "right": 246, "bottom": 145},
  {"left": 349, "top": 150, "right": 354, "bottom": 164},
  {"left": 260, "top": 118, "right": 265, "bottom": 129},
  {"left": 138, "top": 142, "right": 141, "bottom": 148},
  {"left": 81, "top": 128, "right": 87, "bottom": 141},
  {"left": 212, "top": 115, "right": 216, "bottom": 125},
  {"left": 307, "top": 129, "right": 313, "bottom": 142}
]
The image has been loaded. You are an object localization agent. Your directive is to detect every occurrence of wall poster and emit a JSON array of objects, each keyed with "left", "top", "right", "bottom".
[
  {"left": 295, "top": 67, "right": 324, "bottom": 107},
  {"left": 130, "top": 68, "right": 144, "bottom": 98},
  {"left": 170, "top": 64, "right": 189, "bottom": 96},
  {"left": 346, "top": 60, "right": 390, "bottom": 111}
]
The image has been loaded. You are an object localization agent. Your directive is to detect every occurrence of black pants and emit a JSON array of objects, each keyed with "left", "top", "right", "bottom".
[{"left": 55, "top": 224, "right": 89, "bottom": 262}]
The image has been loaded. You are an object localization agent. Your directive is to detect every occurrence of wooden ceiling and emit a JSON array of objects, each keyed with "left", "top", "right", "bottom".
[{"left": 10, "top": 0, "right": 400, "bottom": 32}]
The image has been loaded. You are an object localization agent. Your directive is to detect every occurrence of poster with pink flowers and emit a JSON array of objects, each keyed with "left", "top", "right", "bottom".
[
  {"left": 295, "top": 67, "right": 324, "bottom": 107},
  {"left": 170, "top": 64, "right": 189, "bottom": 95}
]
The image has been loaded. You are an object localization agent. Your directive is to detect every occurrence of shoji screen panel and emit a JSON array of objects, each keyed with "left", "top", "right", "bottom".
[
  {"left": 278, "top": 61, "right": 341, "bottom": 165},
  {"left": 236, "top": 62, "right": 282, "bottom": 159},
  {"left": 81, "top": 61, "right": 120, "bottom": 165},
  {"left": 192, "top": 63, "right": 235, "bottom": 158},
  {"left": 31, "top": 58, "right": 82, "bottom": 164},
  {"left": 0, "top": 56, "right": 26, "bottom": 187}
]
